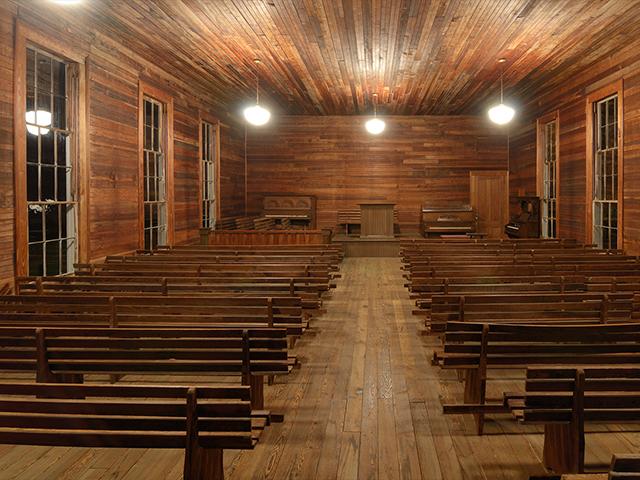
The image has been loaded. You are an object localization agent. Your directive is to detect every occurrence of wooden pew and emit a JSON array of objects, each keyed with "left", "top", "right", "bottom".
[
  {"left": 0, "top": 294, "right": 306, "bottom": 337},
  {"left": 0, "top": 326, "right": 290, "bottom": 410},
  {"left": 427, "top": 292, "right": 635, "bottom": 332},
  {"left": 0, "top": 382, "right": 261, "bottom": 480},
  {"left": 561, "top": 455, "right": 640, "bottom": 479},
  {"left": 437, "top": 322, "right": 640, "bottom": 434},
  {"left": 15, "top": 276, "right": 325, "bottom": 315},
  {"left": 507, "top": 366, "right": 640, "bottom": 475}
]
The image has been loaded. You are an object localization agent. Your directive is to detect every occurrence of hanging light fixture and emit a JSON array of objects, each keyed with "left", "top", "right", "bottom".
[
  {"left": 488, "top": 58, "right": 515, "bottom": 125},
  {"left": 243, "top": 59, "right": 271, "bottom": 126},
  {"left": 365, "top": 93, "right": 385, "bottom": 135}
]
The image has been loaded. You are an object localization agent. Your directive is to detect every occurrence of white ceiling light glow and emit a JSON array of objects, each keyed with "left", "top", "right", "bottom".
[
  {"left": 243, "top": 59, "right": 271, "bottom": 126},
  {"left": 26, "top": 110, "right": 52, "bottom": 136},
  {"left": 51, "top": 0, "right": 82, "bottom": 5},
  {"left": 365, "top": 93, "right": 385, "bottom": 135},
  {"left": 365, "top": 118, "right": 385, "bottom": 135},
  {"left": 488, "top": 58, "right": 515, "bottom": 125}
]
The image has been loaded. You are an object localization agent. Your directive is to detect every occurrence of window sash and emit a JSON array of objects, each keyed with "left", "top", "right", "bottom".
[
  {"left": 26, "top": 46, "right": 77, "bottom": 276},
  {"left": 201, "top": 121, "right": 217, "bottom": 229},
  {"left": 593, "top": 94, "right": 618, "bottom": 249},
  {"left": 143, "top": 97, "right": 167, "bottom": 249},
  {"left": 541, "top": 120, "right": 557, "bottom": 238}
]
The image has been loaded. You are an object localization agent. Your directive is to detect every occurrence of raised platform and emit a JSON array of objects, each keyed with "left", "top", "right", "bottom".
[{"left": 333, "top": 234, "right": 416, "bottom": 257}]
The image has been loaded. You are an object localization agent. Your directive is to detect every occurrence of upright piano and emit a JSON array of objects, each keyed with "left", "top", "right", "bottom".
[
  {"left": 263, "top": 195, "right": 316, "bottom": 229},
  {"left": 505, "top": 196, "right": 540, "bottom": 238},
  {"left": 420, "top": 205, "right": 478, "bottom": 237}
]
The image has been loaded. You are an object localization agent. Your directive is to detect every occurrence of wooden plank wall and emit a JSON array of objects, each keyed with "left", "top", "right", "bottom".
[
  {"left": 0, "top": 3, "right": 17, "bottom": 289},
  {"left": 0, "top": 5, "right": 247, "bottom": 286},
  {"left": 246, "top": 116, "right": 508, "bottom": 233},
  {"left": 509, "top": 38, "right": 640, "bottom": 253}
]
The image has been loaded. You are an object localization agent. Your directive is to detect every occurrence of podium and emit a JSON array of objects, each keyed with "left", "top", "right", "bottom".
[{"left": 359, "top": 202, "right": 395, "bottom": 238}]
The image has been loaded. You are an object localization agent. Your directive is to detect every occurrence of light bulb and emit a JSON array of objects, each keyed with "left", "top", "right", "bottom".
[
  {"left": 488, "top": 103, "right": 515, "bottom": 125},
  {"left": 365, "top": 118, "right": 385, "bottom": 135},
  {"left": 26, "top": 110, "right": 52, "bottom": 135},
  {"left": 243, "top": 104, "right": 271, "bottom": 126}
]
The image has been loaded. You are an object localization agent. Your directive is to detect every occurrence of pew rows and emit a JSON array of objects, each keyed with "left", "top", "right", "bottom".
[
  {"left": 0, "top": 382, "right": 267, "bottom": 480},
  {"left": 436, "top": 322, "right": 640, "bottom": 435},
  {"left": 76, "top": 261, "right": 338, "bottom": 280},
  {"left": 105, "top": 254, "right": 340, "bottom": 271},
  {"left": 425, "top": 293, "right": 636, "bottom": 332},
  {"left": 0, "top": 294, "right": 306, "bottom": 337},
  {"left": 15, "top": 277, "right": 324, "bottom": 314},
  {"left": 0, "top": 326, "right": 292, "bottom": 411},
  {"left": 505, "top": 367, "right": 640, "bottom": 475}
]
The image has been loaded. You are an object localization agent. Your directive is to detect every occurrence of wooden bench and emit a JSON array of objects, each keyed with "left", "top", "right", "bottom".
[
  {"left": 253, "top": 217, "right": 276, "bottom": 230},
  {"left": 0, "top": 326, "right": 291, "bottom": 410},
  {"left": 561, "top": 455, "right": 640, "bottom": 479},
  {"left": 437, "top": 322, "right": 640, "bottom": 435},
  {"left": 507, "top": 366, "right": 640, "bottom": 475},
  {"left": 0, "top": 382, "right": 262, "bottom": 479},
  {"left": 15, "top": 276, "right": 325, "bottom": 316},
  {"left": 427, "top": 292, "right": 635, "bottom": 332},
  {"left": 214, "top": 217, "right": 238, "bottom": 230},
  {"left": 0, "top": 294, "right": 306, "bottom": 337}
]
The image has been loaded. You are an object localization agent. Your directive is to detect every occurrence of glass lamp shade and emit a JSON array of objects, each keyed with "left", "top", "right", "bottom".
[
  {"left": 365, "top": 117, "right": 385, "bottom": 135},
  {"left": 26, "top": 110, "right": 52, "bottom": 135},
  {"left": 488, "top": 103, "right": 515, "bottom": 125},
  {"left": 243, "top": 104, "right": 271, "bottom": 126}
]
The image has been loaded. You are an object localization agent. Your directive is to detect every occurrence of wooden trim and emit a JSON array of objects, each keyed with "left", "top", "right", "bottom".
[
  {"left": 584, "top": 80, "right": 624, "bottom": 247},
  {"left": 138, "top": 80, "right": 175, "bottom": 248},
  {"left": 13, "top": 20, "right": 89, "bottom": 276},
  {"left": 197, "top": 112, "right": 221, "bottom": 228},
  {"left": 536, "top": 110, "right": 560, "bottom": 237}
]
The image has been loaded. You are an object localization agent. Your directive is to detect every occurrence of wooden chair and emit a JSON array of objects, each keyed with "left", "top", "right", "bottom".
[{"left": 0, "top": 382, "right": 262, "bottom": 480}]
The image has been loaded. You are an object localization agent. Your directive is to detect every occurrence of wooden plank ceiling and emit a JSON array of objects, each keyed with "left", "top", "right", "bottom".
[{"left": 19, "top": 0, "right": 640, "bottom": 115}]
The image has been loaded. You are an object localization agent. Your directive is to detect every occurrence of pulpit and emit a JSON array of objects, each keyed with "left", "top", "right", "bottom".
[{"left": 359, "top": 202, "right": 395, "bottom": 238}]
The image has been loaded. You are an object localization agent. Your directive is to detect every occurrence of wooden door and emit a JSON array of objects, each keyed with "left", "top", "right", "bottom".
[{"left": 470, "top": 171, "right": 509, "bottom": 238}]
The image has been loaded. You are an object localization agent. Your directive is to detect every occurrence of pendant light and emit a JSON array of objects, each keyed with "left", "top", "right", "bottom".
[
  {"left": 243, "top": 59, "right": 271, "bottom": 126},
  {"left": 488, "top": 58, "right": 515, "bottom": 125},
  {"left": 365, "top": 93, "right": 385, "bottom": 135}
]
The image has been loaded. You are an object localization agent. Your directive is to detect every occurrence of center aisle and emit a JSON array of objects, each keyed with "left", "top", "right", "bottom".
[{"left": 226, "top": 257, "right": 547, "bottom": 480}]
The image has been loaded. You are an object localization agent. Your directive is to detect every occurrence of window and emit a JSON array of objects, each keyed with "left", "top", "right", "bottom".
[
  {"left": 592, "top": 94, "right": 619, "bottom": 249},
  {"left": 25, "top": 46, "right": 77, "bottom": 275},
  {"left": 142, "top": 97, "right": 167, "bottom": 250},
  {"left": 541, "top": 120, "right": 557, "bottom": 238},
  {"left": 200, "top": 121, "right": 217, "bottom": 228}
]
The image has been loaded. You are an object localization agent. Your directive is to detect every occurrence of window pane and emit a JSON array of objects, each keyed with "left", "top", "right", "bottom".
[
  {"left": 28, "top": 207, "right": 43, "bottom": 243},
  {"left": 52, "top": 59, "right": 66, "bottom": 97},
  {"left": 36, "top": 53, "right": 52, "bottom": 94},
  {"left": 27, "top": 164, "right": 38, "bottom": 202},
  {"left": 45, "top": 204, "right": 59, "bottom": 241},
  {"left": 28, "top": 243, "right": 44, "bottom": 277},
  {"left": 53, "top": 95, "right": 66, "bottom": 129},
  {"left": 56, "top": 132, "right": 69, "bottom": 167},
  {"left": 41, "top": 130, "right": 55, "bottom": 165},
  {"left": 45, "top": 241, "right": 60, "bottom": 276},
  {"left": 41, "top": 166, "right": 55, "bottom": 201}
]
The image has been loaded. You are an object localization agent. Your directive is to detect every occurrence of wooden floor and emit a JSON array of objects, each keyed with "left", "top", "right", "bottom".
[{"left": 3, "top": 257, "right": 640, "bottom": 479}]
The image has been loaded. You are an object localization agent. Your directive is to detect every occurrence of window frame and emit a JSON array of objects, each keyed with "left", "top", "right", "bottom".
[
  {"left": 585, "top": 80, "right": 624, "bottom": 249},
  {"left": 13, "top": 21, "right": 89, "bottom": 277},
  {"left": 536, "top": 110, "right": 560, "bottom": 238},
  {"left": 198, "top": 114, "right": 221, "bottom": 229},
  {"left": 137, "top": 80, "right": 174, "bottom": 249}
]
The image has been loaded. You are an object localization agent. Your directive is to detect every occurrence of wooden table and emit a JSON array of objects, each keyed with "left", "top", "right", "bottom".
[{"left": 359, "top": 202, "right": 395, "bottom": 238}]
